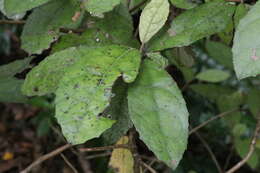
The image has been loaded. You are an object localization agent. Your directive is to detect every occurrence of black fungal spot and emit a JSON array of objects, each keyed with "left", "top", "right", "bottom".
[{"left": 66, "top": 96, "right": 70, "bottom": 100}]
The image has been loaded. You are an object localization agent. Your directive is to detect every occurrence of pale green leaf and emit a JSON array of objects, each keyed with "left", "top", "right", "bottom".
[
  {"left": 128, "top": 59, "right": 189, "bottom": 169},
  {"left": 21, "top": 0, "right": 83, "bottom": 54},
  {"left": 205, "top": 41, "right": 233, "bottom": 70},
  {"left": 170, "top": 0, "right": 197, "bottom": 9},
  {"left": 0, "top": 78, "right": 27, "bottom": 103},
  {"left": 0, "top": 57, "right": 32, "bottom": 78},
  {"left": 4, "top": 0, "right": 51, "bottom": 15},
  {"left": 55, "top": 45, "right": 141, "bottom": 144},
  {"left": 148, "top": 0, "right": 235, "bottom": 51},
  {"left": 139, "top": 0, "right": 169, "bottom": 43},
  {"left": 22, "top": 47, "right": 80, "bottom": 96},
  {"left": 232, "top": 1, "right": 260, "bottom": 79},
  {"left": 196, "top": 69, "right": 230, "bottom": 83},
  {"left": 84, "top": 0, "right": 121, "bottom": 14}
]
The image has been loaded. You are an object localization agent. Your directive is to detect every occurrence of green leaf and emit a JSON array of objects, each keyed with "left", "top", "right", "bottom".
[
  {"left": 0, "top": 57, "right": 32, "bottom": 78},
  {"left": 169, "top": 0, "right": 197, "bottom": 9},
  {"left": 52, "top": 5, "right": 138, "bottom": 53},
  {"left": 247, "top": 89, "right": 260, "bottom": 118},
  {"left": 102, "top": 80, "right": 133, "bottom": 144},
  {"left": 51, "top": 28, "right": 113, "bottom": 53},
  {"left": 21, "top": 0, "right": 83, "bottom": 54},
  {"left": 234, "top": 4, "right": 249, "bottom": 28},
  {"left": 148, "top": 0, "right": 235, "bottom": 51},
  {"left": 22, "top": 47, "right": 80, "bottom": 96},
  {"left": 146, "top": 52, "right": 169, "bottom": 69},
  {"left": 234, "top": 138, "right": 259, "bottom": 169},
  {"left": 232, "top": 1, "right": 260, "bottom": 79},
  {"left": 0, "top": 0, "right": 25, "bottom": 19},
  {"left": 4, "top": 0, "right": 51, "bottom": 15},
  {"left": 205, "top": 41, "right": 233, "bottom": 70},
  {"left": 0, "top": 78, "right": 27, "bottom": 103},
  {"left": 167, "top": 47, "right": 195, "bottom": 68},
  {"left": 84, "top": 0, "right": 121, "bottom": 14},
  {"left": 190, "top": 84, "right": 234, "bottom": 101},
  {"left": 196, "top": 69, "right": 230, "bottom": 83},
  {"left": 128, "top": 59, "right": 189, "bottom": 169},
  {"left": 139, "top": 0, "right": 169, "bottom": 43},
  {"left": 55, "top": 45, "right": 141, "bottom": 144}
]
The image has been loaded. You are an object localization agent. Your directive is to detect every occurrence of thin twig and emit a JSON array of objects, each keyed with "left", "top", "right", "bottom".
[
  {"left": 140, "top": 161, "right": 157, "bottom": 173},
  {"left": 129, "top": 0, "right": 148, "bottom": 13},
  {"left": 225, "top": 115, "right": 260, "bottom": 173},
  {"left": 195, "top": 132, "right": 223, "bottom": 173},
  {"left": 0, "top": 19, "right": 25, "bottom": 24},
  {"left": 60, "top": 153, "right": 78, "bottom": 173},
  {"left": 85, "top": 152, "right": 111, "bottom": 160},
  {"left": 21, "top": 144, "right": 72, "bottom": 173},
  {"left": 79, "top": 144, "right": 133, "bottom": 152},
  {"left": 189, "top": 108, "right": 239, "bottom": 135},
  {"left": 143, "top": 159, "right": 157, "bottom": 173}
]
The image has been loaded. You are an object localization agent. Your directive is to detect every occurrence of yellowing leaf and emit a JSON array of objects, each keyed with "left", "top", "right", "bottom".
[
  {"left": 109, "top": 136, "right": 134, "bottom": 173},
  {"left": 2, "top": 152, "right": 14, "bottom": 161},
  {"left": 139, "top": 0, "right": 169, "bottom": 43}
]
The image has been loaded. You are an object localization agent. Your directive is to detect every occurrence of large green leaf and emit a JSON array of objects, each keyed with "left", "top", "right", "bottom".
[
  {"left": 232, "top": 1, "right": 260, "bottom": 79},
  {"left": 139, "top": 0, "right": 170, "bottom": 43},
  {"left": 4, "top": 0, "right": 51, "bottom": 15},
  {"left": 55, "top": 45, "right": 141, "bottom": 144},
  {"left": 22, "top": 48, "right": 80, "bottom": 96},
  {"left": 148, "top": 0, "right": 235, "bottom": 51},
  {"left": 196, "top": 69, "right": 230, "bottom": 83},
  {"left": 0, "top": 78, "right": 27, "bottom": 103},
  {"left": 128, "top": 59, "right": 189, "bottom": 169},
  {"left": 84, "top": 0, "right": 121, "bottom": 14},
  {"left": 205, "top": 41, "right": 233, "bottom": 70},
  {"left": 21, "top": 0, "right": 83, "bottom": 54}
]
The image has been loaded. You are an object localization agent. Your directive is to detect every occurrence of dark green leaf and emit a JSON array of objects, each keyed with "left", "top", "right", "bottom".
[
  {"left": 148, "top": 0, "right": 235, "bottom": 51},
  {"left": 205, "top": 41, "right": 233, "bottom": 70},
  {"left": 21, "top": 0, "right": 83, "bottom": 54}
]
